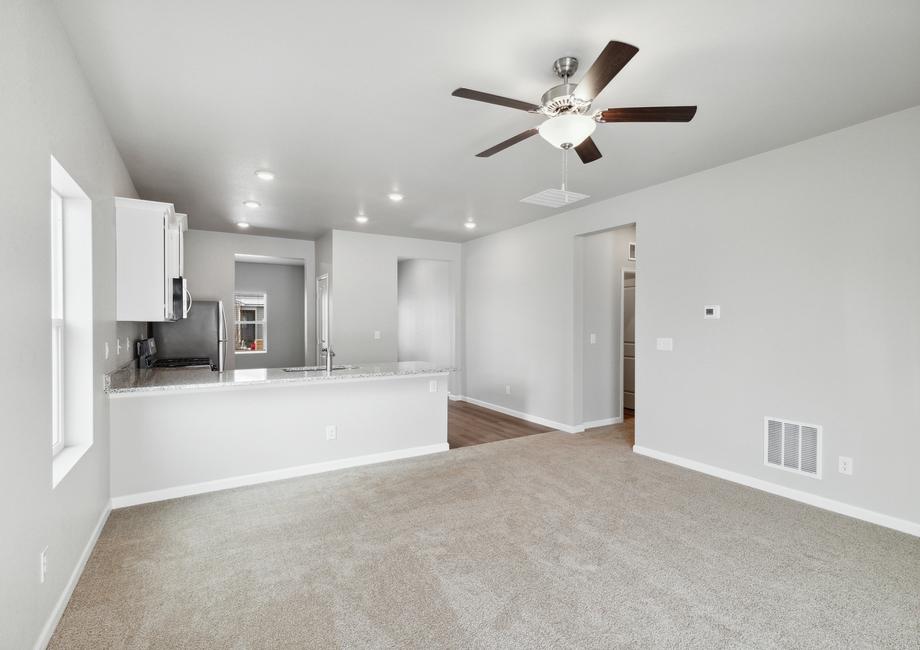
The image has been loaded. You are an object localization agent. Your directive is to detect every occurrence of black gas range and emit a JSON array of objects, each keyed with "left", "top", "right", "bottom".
[{"left": 137, "top": 337, "right": 214, "bottom": 370}]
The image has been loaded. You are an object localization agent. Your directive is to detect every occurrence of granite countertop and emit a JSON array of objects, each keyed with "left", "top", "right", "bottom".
[{"left": 106, "top": 361, "right": 454, "bottom": 396}]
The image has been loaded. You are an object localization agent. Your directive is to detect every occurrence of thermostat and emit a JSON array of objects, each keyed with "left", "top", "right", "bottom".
[{"left": 704, "top": 305, "right": 721, "bottom": 319}]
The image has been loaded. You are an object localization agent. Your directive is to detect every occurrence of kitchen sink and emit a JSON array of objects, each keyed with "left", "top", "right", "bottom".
[{"left": 282, "top": 365, "right": 357, "bottom": 372}]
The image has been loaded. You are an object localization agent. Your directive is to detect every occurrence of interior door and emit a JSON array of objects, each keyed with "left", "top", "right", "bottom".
[
  {"left": 316, "top": 275, "right": 329, "bottom": 363},
  {"left": 623, "top": 271, "right": 636, "bottom": 411}
]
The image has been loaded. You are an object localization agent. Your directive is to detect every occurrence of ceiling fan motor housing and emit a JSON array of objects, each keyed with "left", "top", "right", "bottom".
[{"left": 540, "top": 83, "right": 592, "bottom": 117}]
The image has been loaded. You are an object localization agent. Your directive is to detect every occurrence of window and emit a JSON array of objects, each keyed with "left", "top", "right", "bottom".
[
  {"left": 50, "top": 156, "right": 94, "bottom": 487},
  {"left": 51, "top": 190, "right": 65, "bottom": 456},
  {"left": 234, "top": 293, "right": 267, "bottom": 353}
]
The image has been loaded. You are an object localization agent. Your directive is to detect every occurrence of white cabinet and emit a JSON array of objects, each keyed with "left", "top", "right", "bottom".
[{"left": 115, "top": 198, "right": 189, "bottom": 322}]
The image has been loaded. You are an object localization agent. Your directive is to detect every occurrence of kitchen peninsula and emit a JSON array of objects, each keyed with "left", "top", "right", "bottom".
[{"left": 107, "top": 362, "right": 452, "bottom": 507}]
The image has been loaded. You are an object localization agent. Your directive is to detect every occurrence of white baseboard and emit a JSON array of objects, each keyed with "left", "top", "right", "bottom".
[
  {"left": 34, "top": 502, "right": 110, "bottom": 650},
  {"left": 582, "top": 416, "right": 624, "bottom": 429},
  {"left": 633, "top": 445, "right": 920, "bottom": 538},
  {"left": 111, "top": 443, "right": 450, "bottom": 509},
  {"left": 452, "top": 395, "right": 582, "bottom": 433}
]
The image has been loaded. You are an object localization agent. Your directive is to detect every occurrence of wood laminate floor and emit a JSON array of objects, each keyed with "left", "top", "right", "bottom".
[
  {"left": 448, "top": 402, "right": 636, "bottom": 449},
  {"left": 448, "top": 400, "right": 552, "bottom": 448}
]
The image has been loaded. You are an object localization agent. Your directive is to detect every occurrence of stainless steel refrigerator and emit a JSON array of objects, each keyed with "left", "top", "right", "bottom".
[{"left": 152, "top": 300, "right": 228, "bottom": 371}]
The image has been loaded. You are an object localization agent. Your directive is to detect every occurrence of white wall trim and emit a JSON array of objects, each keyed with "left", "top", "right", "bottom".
[
  {"left": 34, "top": 502, "right": 111, "bottom": 650},
  {"left": 111, "top": 443, "right": 449, "bottom": 509},
  {"left": 452, "top": 395, "right": 583, "bottom": 433},
  {"left": 582, "top": 416, "right": 624, "bottom": 429},
  {"left": 633, "top": 445, "right": 920, "bottom": 538}
]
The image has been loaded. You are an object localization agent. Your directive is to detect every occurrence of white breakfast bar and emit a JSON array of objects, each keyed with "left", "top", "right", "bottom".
[{"left": 106, "top": 362, "right": 451, "bottom": 507}]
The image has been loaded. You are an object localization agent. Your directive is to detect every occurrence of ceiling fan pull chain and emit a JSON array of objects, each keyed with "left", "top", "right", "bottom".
[{"left": 561, "top": 147, "right": 568, "bottom": 191}]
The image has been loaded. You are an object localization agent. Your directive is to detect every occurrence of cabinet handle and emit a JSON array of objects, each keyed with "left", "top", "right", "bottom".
[{"left": 184, "top": 288, "right": 193, "bottom": 317}]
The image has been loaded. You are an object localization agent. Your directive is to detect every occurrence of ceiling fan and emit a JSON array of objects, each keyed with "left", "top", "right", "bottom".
[{"left": 451, "top": 41, "right": 697, "bottom": 164}]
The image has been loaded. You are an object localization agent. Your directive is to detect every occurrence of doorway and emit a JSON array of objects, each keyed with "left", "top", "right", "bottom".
[
  {"left": 620, "top": 269, "right": 636, "bottom": 422},
  {"left": 316, "top": 274, "right": 329, "bottom": 364}
]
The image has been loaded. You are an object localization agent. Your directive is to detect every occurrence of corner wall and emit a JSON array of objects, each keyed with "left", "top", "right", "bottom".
[
  {"left": 0, "top": 1, "right": 139, "bottom": 647},
  {"left": 463, "top": 106, "right": 920, "bottom": 529},
  {"left": 327, "top": 230, "right": 462, "bottom": 392}
]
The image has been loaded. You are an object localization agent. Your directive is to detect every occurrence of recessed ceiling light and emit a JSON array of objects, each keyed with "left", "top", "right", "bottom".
[
  {"left": 243, "top": 200, "right": 261, "bottom": 208},
  {"left": 355, "top": 215, "right": 369, "bottom": 224},
  {"left": 254, "top": 170, "right": 275, "bottom": 181},
  {"left": 464, "top": 221, "right": 477, "bottom": 230},
  {"left": 387, "top": 192, "right": 404, "bottom": 202},
  {"left": 236, "top": 221, "right": 250, "bottom": 229}
]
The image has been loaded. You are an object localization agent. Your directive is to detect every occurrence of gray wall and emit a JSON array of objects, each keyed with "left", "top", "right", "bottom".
[
  {"left": 0, "top": 1, "right": 140, "bottom": 646},
  {"left": 183, "top": 230, "right": 315, "bottom": 370},
  {"left": 327, "top": 231, "right": 462, "bottom": 392},
  {"left": 579, "top": 225, "right": 636, "bottom": 424},
  {"left": 234, "top": 262, "right": 305, "bottom": 369},
  {"left": 397, "top": 259, "right": 452, "bottom": 367},
  {"left": 463, "top": 106, "right": 920, "bottom": 527}
]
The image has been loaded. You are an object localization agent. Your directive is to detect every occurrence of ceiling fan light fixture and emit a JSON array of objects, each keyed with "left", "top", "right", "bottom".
[{"left": 538, "top": 114, "right": 596, "bottom": 149}]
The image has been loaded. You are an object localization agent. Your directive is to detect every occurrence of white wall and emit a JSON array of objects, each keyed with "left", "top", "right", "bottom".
[
  {"left": 463, "top": 106, "right": 920, "bottom": 528},
  {"left": 183, "top": 230, "right": 315, "bottom": 370},
  {"left": 0, "top": 1, "right": 140, "bottom": 647},
  {"left": 234, "top": 262, "right": 305, "bottom": 369},
  {"left": 398, "top": 260, "right": 452, "bottom": 367},
  {"left": 579, "top": 225, "right": 636, "bottom": 424},
  {"left": 327, "top": 231, "right": 462, "bottom": 391}
]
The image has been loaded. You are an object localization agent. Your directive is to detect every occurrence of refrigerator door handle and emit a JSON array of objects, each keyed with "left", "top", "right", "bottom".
[{"left": 217, "top": 300, "right": 228, "bottom": 372}]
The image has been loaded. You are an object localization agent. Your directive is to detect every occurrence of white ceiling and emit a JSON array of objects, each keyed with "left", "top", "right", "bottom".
[{"left": 55, "top": 0, "right": 920, "bottom": 242}]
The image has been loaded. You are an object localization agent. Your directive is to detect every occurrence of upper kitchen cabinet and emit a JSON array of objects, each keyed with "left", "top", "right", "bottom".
[{"left": 115, "top": 197, "right": 189, "bottom": 322}]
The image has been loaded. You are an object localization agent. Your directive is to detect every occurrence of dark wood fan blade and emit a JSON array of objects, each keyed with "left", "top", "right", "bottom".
[
  {"left": 575, "top": 137, "right": 602, "bottom": 164},
  {"left": 598, "top": 106, "right": 698, "bottom": 122},
  {"left": 573, "top": 41, "right": 639, "bottom": 101},
  {"left": 475, "top": 129, "right": 539, "bottom": 157},
  {"left": 452, "top": 88, "right": 540, "bottom": 112}
]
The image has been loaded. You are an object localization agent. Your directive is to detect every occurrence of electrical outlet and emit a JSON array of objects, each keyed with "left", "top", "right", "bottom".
[
  {"left": 429, "top": 380, "right": 438, "bottom": 393},
  {"left": 838, "top": 456, "right": 853, "bottom": 475},
  {"left": 373, "top": 330, "right": 381, "bottom": 340},
  {"left": 325, "top": 425, "right": 337, "bottom": 441},
  {"left": 656, "top": 337, "right": 674, "bottom": 351},
  {"left": 125, "top": 337, "right": 131, "bottom": 355},
  {"left": 505, "top": 385, "right": 511, "bottom": 395},
  {"left": 40, "top": 547, "right": 48, "bottom": 584},
  {"left": 116, "top": 338, "right": 123, "bottom": 355},
  {"left": 589, "top": 333, "right": 597, "bottom": 345},
  {"left": 104, "top": 342, "right": 110, "bottom": 360}
]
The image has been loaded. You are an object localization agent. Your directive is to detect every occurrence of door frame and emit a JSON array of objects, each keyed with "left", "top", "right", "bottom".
[
  {"left": 618, "top": 267, "right": 636, "bottom": 423},
  {"left": 315, "top": 274, "right": 329, "bottom": 363}
]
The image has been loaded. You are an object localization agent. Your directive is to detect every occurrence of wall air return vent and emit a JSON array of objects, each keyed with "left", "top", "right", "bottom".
[{"left": 764, "top": 417, "right": 822, "bottom": 478}]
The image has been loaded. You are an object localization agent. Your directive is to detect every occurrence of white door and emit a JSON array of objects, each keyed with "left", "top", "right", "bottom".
[{"left": 316, "top": 275, "right": 329, "bottom": 363}]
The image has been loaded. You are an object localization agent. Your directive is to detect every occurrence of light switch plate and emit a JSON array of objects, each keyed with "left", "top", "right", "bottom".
[
  {"left": 429, "top": 380, "right": 438, "bottom": 393},
  {"left": 373, "top": 330, "right": 381, "bottom": 340},
  {"left": 656, "top": 337, "right": 674, "bottom": 351},
  {"left": 325, "top": 425, "right": 337, "bottom": 441},
  {"left": 589, "top": 333, "right": 597, "bottom": 345}
]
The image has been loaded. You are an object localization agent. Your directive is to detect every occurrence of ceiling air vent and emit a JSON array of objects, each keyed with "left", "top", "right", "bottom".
[
  {"left": 520, "top": 188, "right": 589, "bottom": 208},
  {"left": 764, "top": 417, "right": 822, "bottom": 478}
]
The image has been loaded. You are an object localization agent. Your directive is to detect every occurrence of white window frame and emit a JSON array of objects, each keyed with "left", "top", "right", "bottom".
[
  {"left": 234, "top": 292, "right": 268, "bottom": 354},
  {"left": 51, "top": 190, "right": 65, "bottom": 456}
]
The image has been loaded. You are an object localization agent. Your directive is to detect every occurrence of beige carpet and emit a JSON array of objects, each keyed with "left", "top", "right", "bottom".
[{"left": 50, "top": 426, "right": 920, "bottom": 648}]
